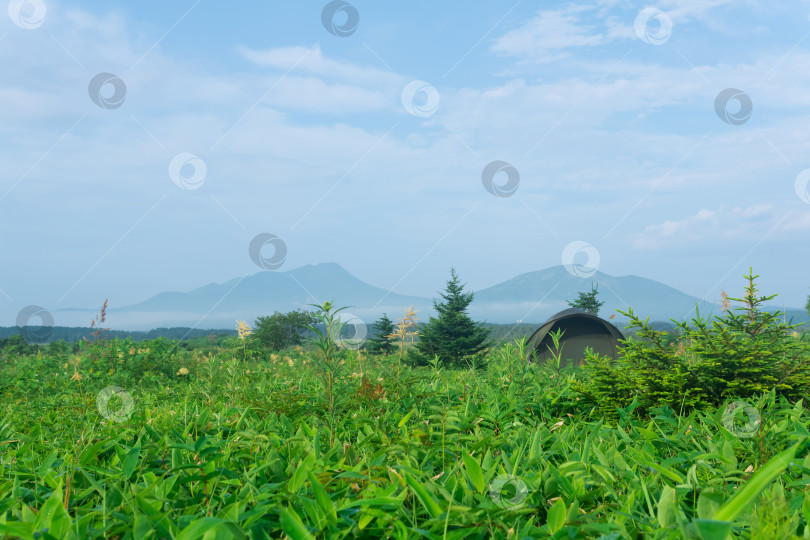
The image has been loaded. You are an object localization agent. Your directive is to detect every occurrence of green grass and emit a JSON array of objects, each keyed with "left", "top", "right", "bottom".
[{"left": 1, "top": 339, "right": 809, "bottom": 539}]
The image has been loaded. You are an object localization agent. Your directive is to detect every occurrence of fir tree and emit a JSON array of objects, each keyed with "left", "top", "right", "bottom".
[
  {"left": 567, "top": 283, "right": 605, "bottom": 316},
  {"left": 366, "top": 313, "right": 396, "bottom": 355},
  {"left": 410, "top": 267, "right": 491, "bottom": 368},
  {"left": 574, "top": 268, "right": 810, "bottom": 419}
]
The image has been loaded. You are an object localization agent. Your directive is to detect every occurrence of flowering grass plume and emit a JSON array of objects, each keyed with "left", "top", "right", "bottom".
[
  {"left": 235, "top": 320, "right": 253, "bottom": 361},
  {"left": 236, "top": 320, "right": 253, "bottom": 340},
  {"left": 388, "top": 305, "right": 419, "bottom": 344},
  {"left": 388, "top": 306, "right": 419, "bottom": 375}
]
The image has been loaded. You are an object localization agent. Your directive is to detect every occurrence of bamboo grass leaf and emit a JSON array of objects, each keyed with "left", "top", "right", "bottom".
[
  {"left": 462, "top": 452, "right": 485, "bottom": 494},
  {"left": 280, "top": 507, "right": 316, "bottom": 540},
  {"left": 547, "top": 498, "right": 566, "bottom": 533},
  {"left": 404, "top": 472, "right": 443, "bottom": 519},
  {"left": 713, "top": 442, "right": 800, "bottom": 522}
]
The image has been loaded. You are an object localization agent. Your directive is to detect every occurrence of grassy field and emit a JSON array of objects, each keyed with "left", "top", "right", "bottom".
[{"left": 1, "top": 333, "right": 810, "bottom": 539}]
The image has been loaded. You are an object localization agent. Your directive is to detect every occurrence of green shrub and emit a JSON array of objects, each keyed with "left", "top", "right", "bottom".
[
  {"left": 254, "top": 309, "right": 317, "bottom": 352},
  {"left": 575, "top": 268, "right": 810, "bottom": 419}
]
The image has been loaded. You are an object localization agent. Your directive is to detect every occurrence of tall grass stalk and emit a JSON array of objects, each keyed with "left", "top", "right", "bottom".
[
  {"left": 307, "top": 301, "right": 350, "bottom": 445},
  {"left": 388, "top": 306, "right": 419, "bottom": 381},
  {"left": 546, "top": 328, "right": 566, "bottom": 385}
]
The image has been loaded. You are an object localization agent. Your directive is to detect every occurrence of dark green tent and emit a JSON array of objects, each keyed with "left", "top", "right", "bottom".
[{"left": 525, "top": 308, "right": 624, "bottom": 367}]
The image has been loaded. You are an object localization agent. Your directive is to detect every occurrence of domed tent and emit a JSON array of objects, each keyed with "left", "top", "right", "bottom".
[{"left": 525, "top": 308, "right": 624, "bottom": 367}]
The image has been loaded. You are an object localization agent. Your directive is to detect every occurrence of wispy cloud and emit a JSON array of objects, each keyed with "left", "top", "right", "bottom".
[
  {"left": 491, "top": 4, "right": 618, "bottom": 62},
  {"left": 632, "top": 205, "right": 808, "bottom": 249},
  {"left": 238, "top": 44, "right": 400, "bottom": 85},
  {"left": 490, "top": 0, "right": 740, "bottom": 63}
]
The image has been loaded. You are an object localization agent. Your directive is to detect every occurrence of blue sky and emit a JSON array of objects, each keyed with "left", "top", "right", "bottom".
[{"left": 2, "top": 0, "right": 810, "bottom": 327}]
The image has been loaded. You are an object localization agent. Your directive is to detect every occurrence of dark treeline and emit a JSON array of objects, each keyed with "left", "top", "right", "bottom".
[
  {"left": 1, "top": 322, "right": 538, "bottom": 346},
  {"left": 0, "top": 320, "right": 661, "bottom": 348},
  {"left": 0, "top": 326, "right": 237, "bottom": 344}
]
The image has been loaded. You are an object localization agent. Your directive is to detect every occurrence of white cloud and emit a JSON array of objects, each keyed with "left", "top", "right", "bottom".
[
  {"left": 490, "top": 0, "right": 740, "bottom": 62},
  {"left": 783, "top": 211, "right": 810, "bottom": 230},
  {"left": 234, "top": 44, "right": 407, "bottom": 114},
  {"left": 660, "top": 0, "right": 737, "bottom": 22},
  {"left": 492, "top": 4, "right": 616, "bottom": 62},
  {"left": 631, "top": 205, "right": 809, "bottom": 249},
  {"left": 238, "top": 44, "right": 400, "bottom": 86}
]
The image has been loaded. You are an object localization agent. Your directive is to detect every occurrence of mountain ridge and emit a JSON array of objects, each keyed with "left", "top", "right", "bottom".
[{"left": 46, "top": 262, "right": 808, "bottom": 331}]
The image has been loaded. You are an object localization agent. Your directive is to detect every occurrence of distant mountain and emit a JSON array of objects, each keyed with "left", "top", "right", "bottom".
[
  {"left": 49, "top": 263, "right": 808, "bottom": 331},
  {"left": 54, "top": 263, "right": 432, "bottom": 330},
  {"left": 469, "top": 265, "right": 720, "bottom": 323}
]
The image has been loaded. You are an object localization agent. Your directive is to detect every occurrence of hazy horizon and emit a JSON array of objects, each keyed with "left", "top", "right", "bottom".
[
  {"left": 50, "top": 261, "right": 810, "bottom": 313},
  {"left": 5, "top": 261, "right": 807, "bottom": 334}
]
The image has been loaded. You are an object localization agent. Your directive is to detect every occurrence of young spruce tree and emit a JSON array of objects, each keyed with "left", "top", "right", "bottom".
[
  {"left": 366, "top": 313, "right": 396, "bottom": 355},
  {"left": 567, "top": 283, "right": 605, "bottom": 316},
  {"left": 574, "top": 268, "right": 810, "bottom": 420},
  {"left": 410, "top": 267, "right": 491, "bottom": 368}
]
